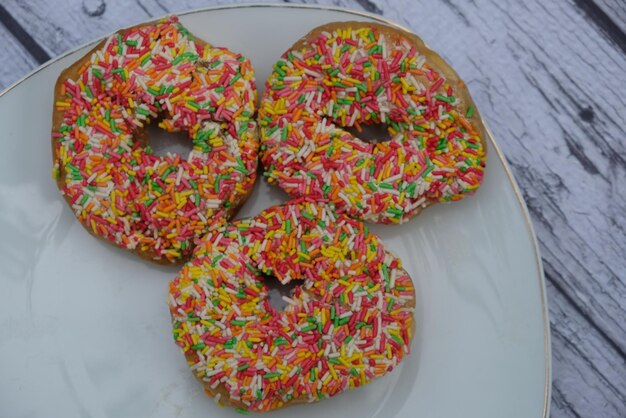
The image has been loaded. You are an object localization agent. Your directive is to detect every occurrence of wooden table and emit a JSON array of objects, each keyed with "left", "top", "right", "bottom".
[{"left": 0, "top": 1, "right": 624, "bottom": 417}]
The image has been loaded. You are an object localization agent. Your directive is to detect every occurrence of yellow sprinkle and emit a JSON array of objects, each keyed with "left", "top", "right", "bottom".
[{"left": 329, "top": 364, "right": 338, "bottom": 380}]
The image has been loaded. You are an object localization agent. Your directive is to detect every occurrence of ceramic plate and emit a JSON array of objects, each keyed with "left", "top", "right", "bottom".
[{"left": 0, "top": 5, "right": 550, "bottom": 418}]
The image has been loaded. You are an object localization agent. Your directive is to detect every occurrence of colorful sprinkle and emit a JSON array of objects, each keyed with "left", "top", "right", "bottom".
[
  {"left": 259, "top": 23, "right": 486, "bottom": 224},
  {"left": 168, "top": 200, "right": 415, "bottom": 412},
  {"left": 52, "top": 17, "right": 258, "bottom": 262}
]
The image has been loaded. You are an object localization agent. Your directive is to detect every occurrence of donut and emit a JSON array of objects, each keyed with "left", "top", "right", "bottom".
[
  {"left": 259, "top": 22, "right": 487, "bottom": 224},
  {"left": 52, "top": 17, "right": 258, "bottom": 263},
  {"left": 168, "top": 201, "right": 415, "bottom": 412}
]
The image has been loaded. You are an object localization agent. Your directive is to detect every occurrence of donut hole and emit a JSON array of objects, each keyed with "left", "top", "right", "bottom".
[
  {"left": 345, "top": 122, "right": 392, "bottom": 144},
  {"left": 144, "top": 117, "right": 194, "bottom": 158},
  {"left": 263, "top": 274, "right": 299, "bottom": 311}
]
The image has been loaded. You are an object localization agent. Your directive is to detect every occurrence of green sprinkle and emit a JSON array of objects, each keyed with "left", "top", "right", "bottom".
[
  {"left": 229, "top": 73, "right": 242, "bottom": 85},
  {"left": 466, "top": 105, "right": 475, "bottom": 118},
  {"left": 161, "top": 167, "right": 173, "bottom": 181},
  {"left": 391, "top": 334, "right": 404, "bottom": 345},
  {"left": 214, "top": 175, "right": 221, "bottom": 192},
  {"left": 435, "top": 94, "right": 455, "bottom": 104},
  {"left": 386, "top": 207, "right": 403, "bottom": 217},
  {"left": 183, "top": 52, "right": 199, "bottom": 62},
  {"left": 406, "top": 182, "right": 417, "bottom": 196},
  {"left": 322, "top": 184, "right": 331, "bottom": 198},
  {"left": 301, "top": 324, "right": 316, "bottom": 332},
  {"left": 135, "top": 107, "right": 150, "bottom": 116},
  {"left": 235, "top": 157, "right": 249, "bottom": 174},
  {"left": 111, "top": 68, "right": 126, "bottom": 81}
]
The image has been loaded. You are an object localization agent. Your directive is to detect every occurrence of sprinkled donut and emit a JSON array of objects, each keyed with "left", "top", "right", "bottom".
[
  {"left": 259, "top": 22, "right": 487, "bottom": 223},
  {"left": 52, "top": 17, "right": 258, "bottom": 263},
  {"left": 169, "top": 201, "right": 415, "bottom": 412}
]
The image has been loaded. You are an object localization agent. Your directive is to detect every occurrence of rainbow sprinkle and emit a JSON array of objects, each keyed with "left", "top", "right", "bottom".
[
  {"left": 52, "top": 17, "right": 258, "bottom": 262},
  {"left": 259, "top": 23, "right": 486, "bottom": 224},
  {"left": 169, "top": 200, "right": 415, "bottom": 412}
]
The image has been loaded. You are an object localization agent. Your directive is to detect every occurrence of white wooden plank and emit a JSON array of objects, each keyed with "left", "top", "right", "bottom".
[
  {"left": 0, "top": 0, "right": 279, "bottom": 57},
  {"left": 548, "top": 278, "right": 626, "bottom": 418},
  {"left": 0, "top": 23, "right": 38, "bottom": 90}
]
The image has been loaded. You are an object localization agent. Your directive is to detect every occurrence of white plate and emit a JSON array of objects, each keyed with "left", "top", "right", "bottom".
[{"left": 0, "top": 4, "right": 550, "bottom": 418}]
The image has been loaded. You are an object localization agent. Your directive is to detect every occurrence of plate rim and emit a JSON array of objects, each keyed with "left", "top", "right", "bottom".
[{"left": 0, "top": 3, "right": 551, "bottom": 417}]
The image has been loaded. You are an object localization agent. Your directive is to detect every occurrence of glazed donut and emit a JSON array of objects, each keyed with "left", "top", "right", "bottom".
[
  {"left": 168, "top": 201, "right": 415, "bottom": 412},
  {"left": 259, "top": 22, "right": 487, "bottom": 224},
  {"left": 52, "top": 17, "right": 258, "bottom": 263}
]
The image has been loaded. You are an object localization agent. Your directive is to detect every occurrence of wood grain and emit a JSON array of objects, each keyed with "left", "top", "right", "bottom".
[
  {"left": 0, "top": 17, "right": 38, "bottom": 89},
  {"left": 0, "top": 1, "right": 624, "bottom": 417},
  {"left": 584, "top": 0, "right": 626, "bottom": 36}
]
